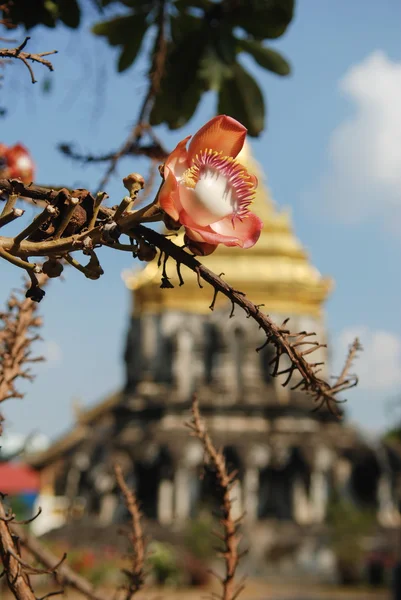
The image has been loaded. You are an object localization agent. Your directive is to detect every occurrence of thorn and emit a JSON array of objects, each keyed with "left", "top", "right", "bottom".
[
  {"left": 209, "top": 288, "right": 218, "bottom": 311},
  {"left": 195, "top": 267, "right": 203, "bottom": 288},
  {"left": 176, "top": 262, "right": 184, "bottom": 286}
]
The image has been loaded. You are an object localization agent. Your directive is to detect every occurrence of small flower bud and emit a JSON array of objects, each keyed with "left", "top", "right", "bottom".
[
  {"left": 137, "top": 242, "right": 157, "bottom": 262},
  {"left": 123, "top": 173, "right": 145, "bottom": 198},
  {"left": 42, "top": 259, "right": 64, "bottom": 278}
]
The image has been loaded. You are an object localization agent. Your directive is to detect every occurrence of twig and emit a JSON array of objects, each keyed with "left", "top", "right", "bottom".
[
  {"left": 97, "top": 0, "right": 168, "bottom": 188},
  {"left": 12, "top": 524, "right": 108, "bottom": 600},
  {"left": 186, "top": 396, "right": 243, "bottom": 600},
  {"left": 0, "top": 37, "right": 57, "bottom": 84},
  {"left": 114, "top": 464, "right": 146, "bottom": 599},
  {"left": 59, "top": 142, "right": 168, "bottom": 165},
  {"left": 325, "top": 337, "right": 361, "bottom": 399},
  {"left": 0, "top": 500, "right": 36, "bottom": 600}
]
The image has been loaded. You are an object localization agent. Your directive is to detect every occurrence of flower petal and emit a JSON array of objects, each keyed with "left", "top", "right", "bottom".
[
  {"left": 159, "top": 169, "right": 182, "bottom": 221},
  {"left": 187, "top": 115, "right": 246, "bottom": 162},
  {"left": 165, "top": 136, "right": 191, "bottom": 178},
  {"left": 181, "top": 213, "right": 240, "bottom": 247},
  {"left": 184, "top": 234, "right": 218, "bottom": 256},
  {"left": 210, "top": 213, "right": 263, "bottom": 248}
]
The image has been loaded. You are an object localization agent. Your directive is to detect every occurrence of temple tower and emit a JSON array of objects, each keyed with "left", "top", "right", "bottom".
[{"left": 120, "top": 144, "right": 338, "bottom": 527}]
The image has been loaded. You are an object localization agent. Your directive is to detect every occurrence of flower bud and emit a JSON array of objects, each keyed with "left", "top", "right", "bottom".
[
  {"left": 42, "top": 259, "right": 64, "bottom": 278},
  {"left": 137, "top": 242, "right": 157, "bottom": 262}
]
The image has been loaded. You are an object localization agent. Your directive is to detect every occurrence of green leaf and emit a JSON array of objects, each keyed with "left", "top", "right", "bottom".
[
  {"left": 170, "top": 12, "right": 201, "bottom": 43},
  {"left": 92, "top": 14, "right": 138, "bottom": 46},
  {"left": 42, "top": 77, "right": 53, "bottom": 94},
  {"left": 117, "top": 15, "right": 147, "bottom": 71},
  {"left": 238, "top": 39, "right": 290, "bottom": 75},
  {"left": 174, "top": 0, "right": 213, "bottom": 11},
  {"left": 213, "top": 25, "right": 237, "bottom": 65},
  {"left": 218, "top": 63, "right": 265, "bottom": 136},
  {"left": 150, "top": 19, "right": 206, "bottom": 129},
  {"left": 199, "top": 46, "right": 233, "bottom": 91},
  {"left": 228, "top": 0, "right": 295, "bottom": 40},
  {"left": 58, "top": 0, "right": 80, "bottom": 28}
]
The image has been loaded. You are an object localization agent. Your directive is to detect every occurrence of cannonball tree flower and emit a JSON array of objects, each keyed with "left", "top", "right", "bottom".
[
  {"left": 0, "top": 143, "right": 35, "bottom": 183},
  {"left": 158, "top": 115, "right": 263, "bottom": 256}
]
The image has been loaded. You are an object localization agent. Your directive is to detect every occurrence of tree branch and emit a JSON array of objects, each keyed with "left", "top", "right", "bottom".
[
  {"left": 0, "top": 37, "right": 57, "bottom": 84},
  {"left": 95, "top": 0, "right": 168, "bottom": 188},
  {"left": 132, "top": 224, "right": 349, "bottom": 414},
  {"left": 114, "top": 464, "right": 146, "bottom": 599},
  {"left": 0, "top": 500, "right": 36, "bottom": 600},
  {"left": 0, "top": 177, "right": 358, "bottom": 412},
  {"left": 12, "top": 524, "right": 108, "bottom": 600},
  {"left": 186, "top": 396, "right": 244, "bottom": 600}
]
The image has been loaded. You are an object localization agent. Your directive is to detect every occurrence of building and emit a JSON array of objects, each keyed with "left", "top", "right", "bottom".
[{"left": 28, "top": 146, "right": 401, "bottom": 569}]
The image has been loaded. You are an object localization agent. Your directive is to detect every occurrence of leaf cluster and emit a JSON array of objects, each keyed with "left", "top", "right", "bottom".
[
  {"left": 1, "top": 0, "right": 294, "bottom": 135},
  {"left": 92, "top": 0, "right": 295, "bottom": 135},
  {"left": 1, "top": 0, "right": 80, "bottom": 29}
]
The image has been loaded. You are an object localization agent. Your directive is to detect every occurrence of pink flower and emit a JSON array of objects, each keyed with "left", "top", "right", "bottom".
[
  {"left": 159, "top": 115, "right": 263, "bottom": 256},
  {"left": 0, "top": 143, "right": 35, "bottom": 183}
]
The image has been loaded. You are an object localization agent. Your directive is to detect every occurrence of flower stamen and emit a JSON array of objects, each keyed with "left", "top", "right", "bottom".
[{"left": 182, "top": 149, "right": 257, "bottom": 222}]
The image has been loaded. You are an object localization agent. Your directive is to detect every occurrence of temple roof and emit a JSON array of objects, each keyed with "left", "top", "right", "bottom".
[{"left": 122, "top": 143, "right": 332, "bottom": 317}]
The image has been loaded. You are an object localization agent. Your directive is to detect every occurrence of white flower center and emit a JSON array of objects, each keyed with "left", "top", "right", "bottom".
[
  {"left": 191, "top": 168, "right": 237, "bottom": 225},
  {"left": 16, "top": 156, "right": 32, "bottom": 172}
]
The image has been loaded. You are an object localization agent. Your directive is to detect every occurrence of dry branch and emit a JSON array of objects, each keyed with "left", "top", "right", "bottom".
[
  {"left": 0, "top": 276, "right": 46, "bottom": 413},
  {"left": 0, "top": 278, "right": 46, "bottom": 600},
  {"left": 11, "top": 524, "right": 108, "bottom": 600},
  {"left": 187, "top": 397, "right": 244, "bottom": 600},
  {"left": 114, "top": 464, "right": 146, "bottom": 598},
  {"left": 0, "top": 500, "right": 36, "bottom": 600},
  {"left": 0, "top": 37, "right": 57, "bottom": 83},
  {"left": 0, "top": 177, "right": 358, "bottom": 412}
]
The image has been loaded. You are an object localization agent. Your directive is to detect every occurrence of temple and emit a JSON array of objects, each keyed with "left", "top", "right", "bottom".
[{"left": 28, "top": 145, "right": 401, "bottom": 570}]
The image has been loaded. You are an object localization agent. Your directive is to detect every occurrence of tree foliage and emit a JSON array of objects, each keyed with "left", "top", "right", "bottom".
[{"left": 1, "top": 0, "right": 295, "bottom": 136}]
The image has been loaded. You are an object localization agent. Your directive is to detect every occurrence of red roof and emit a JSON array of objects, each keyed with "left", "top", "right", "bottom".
[{"left": 0, "top": 463, "right": 39, "bottom": 494}]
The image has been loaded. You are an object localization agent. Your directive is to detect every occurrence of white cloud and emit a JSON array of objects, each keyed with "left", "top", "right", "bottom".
[
  {"left": 335, "top": 326, "right": 401, "bottom": 391},
  {"left": 315, "top": 51, "right": 401, "bottom": 231}
]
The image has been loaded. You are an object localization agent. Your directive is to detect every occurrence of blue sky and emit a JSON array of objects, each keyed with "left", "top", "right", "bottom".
[{"left": 1, "top": 0, "right": 401, "bottom": 441}]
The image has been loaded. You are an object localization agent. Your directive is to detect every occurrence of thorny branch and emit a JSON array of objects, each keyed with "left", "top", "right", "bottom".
[
  {"left": 1, "top": 465, "right": 147, "bottom": 600},
  {"left": 114, "top": 464, "right": 146, "bottom": 599},
  {"left": 0, "top": 177, "right": 358, "bottom": 412},
  {"left": 59, "top": 140, "right": 168, "bottom": 165},
  {"left": 0, "top": 278, "right": 49, "bottom": 600},
  {"left": 0, "top": 282, "right": 113, "bottom": 600},
  {"left": 12, "top": 524, "right": 108, "bottom": 600},
  {"left": 0, "top": 276, "right": 46, "bottom": 429},
  {"left": 187, "top": 396, "right": 244, "bottom": 600},
  {"left": 331, "top": 337, "right": 362, "bottom": 394},
  {"left": 132, "top": 225, "right": 354, "bottom": 415},
  {"left": 0, "top": 500, "right": 36, "bottom": 600},
  {"left": 0, "top": 37, "right": 57, "bottom": 84}
]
